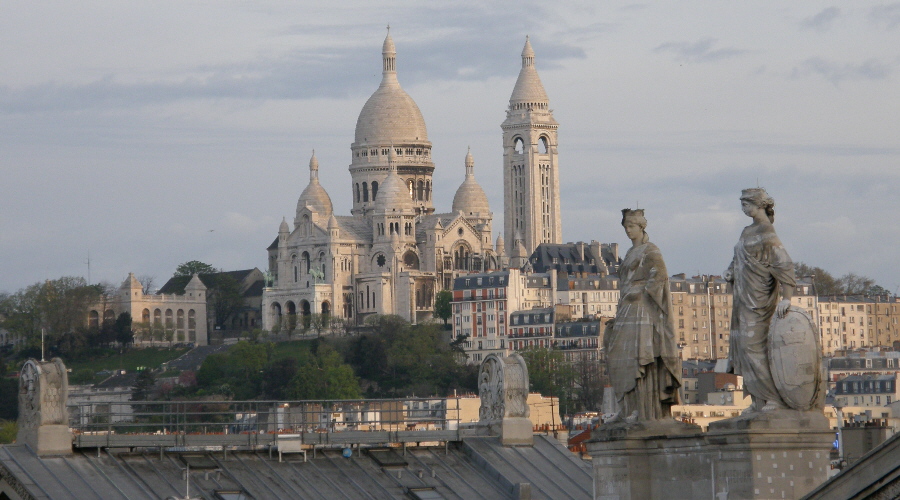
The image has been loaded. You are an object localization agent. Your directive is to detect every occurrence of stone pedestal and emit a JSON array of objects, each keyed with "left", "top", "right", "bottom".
[
  {"left": 705, "top": 410, "right": 833, "bottom": 500},
  {"left": 589, "top": 419, "right": 704, "bottom": 500},
  {"left": 587, "top": 411, "right": 834, "bottom": 500}
]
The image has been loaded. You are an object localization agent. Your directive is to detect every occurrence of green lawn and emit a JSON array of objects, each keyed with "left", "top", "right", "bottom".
[
  {"left": 268, "top": 339, "right": 316, "bottom": 362},
  {"left": 66, "top": 347, "right": 189, "bottom": 374}
]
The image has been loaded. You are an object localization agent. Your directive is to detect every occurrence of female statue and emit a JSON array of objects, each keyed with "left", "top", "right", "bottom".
[
  {"left": 605, "top": 209, "right": 682, "bottom": 422},
  {"left": 724, "top": 188, "right": 795, "bottom": 413}
]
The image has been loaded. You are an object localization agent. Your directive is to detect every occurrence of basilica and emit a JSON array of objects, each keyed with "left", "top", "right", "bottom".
[{"left": 261, "top": 31, "right": 561, "bottom": 329}]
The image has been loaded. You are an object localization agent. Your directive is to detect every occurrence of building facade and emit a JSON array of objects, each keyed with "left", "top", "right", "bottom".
[
  {"left": 91, "top": 273, "right": 208, "bottom": 346},
  {"left": 502, "top": 36, "right": 561, "bottom": 258},
  {"left": 261, "top": 31, "right": 511, "bottom": 329}
]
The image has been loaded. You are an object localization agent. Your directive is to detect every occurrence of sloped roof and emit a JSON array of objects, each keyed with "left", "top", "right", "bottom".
[
  {"left": 158, "top": 269, "right": 258, "bottom": 295},
  {"left": 0, "top": 435, "right": 592, "bottom": 499}
]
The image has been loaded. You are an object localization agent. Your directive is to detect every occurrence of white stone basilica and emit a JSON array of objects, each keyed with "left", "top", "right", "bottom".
[{"left": 262, "top": 31, "right": 559, "bottom": 329}]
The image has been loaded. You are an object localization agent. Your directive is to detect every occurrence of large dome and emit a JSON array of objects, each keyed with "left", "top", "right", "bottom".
[{"left": 353, "top": 31, "right": 429, "bottom": 146}]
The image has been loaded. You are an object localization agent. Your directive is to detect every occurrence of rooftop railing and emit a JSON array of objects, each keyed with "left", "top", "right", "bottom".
[{"left": 69, "top": 398, "right": 471, "bottom": 450}]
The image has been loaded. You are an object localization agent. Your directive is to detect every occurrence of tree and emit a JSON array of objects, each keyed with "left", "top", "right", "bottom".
[
  {"left": 434, "top": 290, "right": 453, "bottom": 325},
  {"left": 136, "top": 275, "right": 155, "bottom": 294},
  {"left": 286, "top": 346, "right": 360, "bottom": 400},
  {"left": 794, "top": 262, "right": 840, "bottom": 295},
  {"left": 131, "top": 369, "right": 157, "bottom": 402},
  {"left": 519, "top": 347, "right": 577, "bottom": 416},
  {"left": 113, "top": 312, "right": 134, "bottom": 347},
  {"left": 837, "top": 273, "right": 876, "bottom": 295},
  {"left": 0, "top": 420, "right": 17, "bottom": 444},
  {"left": 205, "top": 274, "right": 243, "bottom": 329},
  {"left": 0, "top": 277, "right": 101, "bottom": 352},
  {"left": 174, "top": 260, "right": 218, "bottom": 277}
]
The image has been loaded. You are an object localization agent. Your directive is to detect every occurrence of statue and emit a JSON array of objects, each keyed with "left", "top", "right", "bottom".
[
  {"left": 604, "top": 209, "right": 682, "bottom": 422},
  {"left": 725, "top": 188, "right": 822, "bottom": 413}
]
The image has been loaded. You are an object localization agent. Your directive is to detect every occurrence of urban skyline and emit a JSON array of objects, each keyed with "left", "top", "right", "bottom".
[{"left": 2, "top": 2, "right": 899, "bottom": 293}]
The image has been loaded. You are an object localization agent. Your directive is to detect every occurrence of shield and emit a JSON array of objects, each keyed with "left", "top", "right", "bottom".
[{"left": 768, "top": 307, "right": 823, "bottom": 410}]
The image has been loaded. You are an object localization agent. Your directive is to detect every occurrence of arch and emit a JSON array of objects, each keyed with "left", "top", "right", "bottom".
[
  {"left": 539, "top": 136, "right": 549, "bottom": 154},
  {"left": 371, "top": 181, "right": 378, "bottom": 200},
  {"left": 417, "top": 180, "right": 424, "bottom": 201},
  {"left": 285, "top": 301, "right": 297, "bottom": 331},
  {"left": 363, "top": 181, "right": 369, "bottom": 202},
  {"left": 321, "top": 301, "right": 331, "bottom": 316},
  {"left": 89, "top": 310, "right": 100, "bottom": 328},
  {"left": 103, "top": 309, "right": 115, "bottom": 325},
  {"left": 301, "top": 251, "right": 311, "bottom": 273},
  {"left": 176, "top": 309, "right": 185, "bottom": 341},
  {"left": 355, "top": 183, "right": 360, "bottom": 203},
  {"left": 426, "top": 181, "right": 430, "bottom": 201},
  {"left": 142, "top": 309, "right": 150, "bottom": 324},
  {"left": 165, "top": 309, "right": 174, "bottom": 329},
  {"left": 453, "top": 242, "right": 473, "bottom": 271},
  {"left": 403, "top": 250, "right": 420, "bottom": 270},
  {"left": 344, "top": 294, "right": 353, "bottom": 318},
  {"left": 408, "top": 179, "right": 415, "bottom": 199},
  {"left": 373, "top": 253, "right": 387, "bottom": 268},
  {"left": 514, "top": 137, "right": 525, "bottom": 154},
  {"left": 188, "top": 309, "right": 197, "bottom": 342},
  {"left": 154, "top": 309, "right": 163, "bottom": 326},
  {"left": 300, "top": 300, "right": 311, "bottom": 329}
]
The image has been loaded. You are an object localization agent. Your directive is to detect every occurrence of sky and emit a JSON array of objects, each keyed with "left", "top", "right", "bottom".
[{"left": 1, "top": 1, "right": 899, "bottom": 294}]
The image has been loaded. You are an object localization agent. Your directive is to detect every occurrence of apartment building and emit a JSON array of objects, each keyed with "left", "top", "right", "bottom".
[
  {"left": 452, "top": 269, "right": 553, "bottom": 363},
  {"left": 834, "top": 373, "right": 900, "bottom": 408}
]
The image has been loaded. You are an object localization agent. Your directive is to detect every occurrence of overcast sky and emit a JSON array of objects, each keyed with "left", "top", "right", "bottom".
[{"left": 2, "top": 1, "right": 899, "bottom": 294}]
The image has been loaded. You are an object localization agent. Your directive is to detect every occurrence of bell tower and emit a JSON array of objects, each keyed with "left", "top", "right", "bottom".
[{"left": 502, "top": 36, "right": 561, "bottom": 258}]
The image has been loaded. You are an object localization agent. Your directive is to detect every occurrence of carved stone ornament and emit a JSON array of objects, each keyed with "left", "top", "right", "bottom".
[
  {"left": 768, "top": 307, "right": 825, "bottom": 410},
  {"left": 18, "top": 358, "right": 69, "bottom": 430},
  {"left": 478, "top": 353, "right": 530, "bottom": 421}
]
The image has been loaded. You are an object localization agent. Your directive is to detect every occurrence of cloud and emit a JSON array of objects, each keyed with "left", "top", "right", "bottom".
[
  {"left": 653, "top": 38, "right": 748, "bottom": 63},
  {"left": 791, "top": 57, "right": 892, "bottom": 84},
  {"left": 800, "top": 7, "right": 841, "bottom": 31},
  {"left": 0, "top": 25, "right": 584, "bottom": 114},
  {"left": 870, "top": 3, "right": 900, "bottom": 29}
]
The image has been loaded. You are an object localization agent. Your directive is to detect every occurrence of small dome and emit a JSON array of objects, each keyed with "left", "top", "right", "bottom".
[
  {"left": 374, "top": 152, "right": 413, "bottom": 211},
  {"left": 509, "top": 36, "right": 549, "bottom": 108},
  {"left": 452, "top": 148, "right": 490, "bottom": 214},
  {"left": 496, "top": 234, "right": 506, "bottom": 254},
  {"left": 279, "top": 217, "right": 290, "bottom": 233},
  {"left": 296, "top": 151, "right": 333, "bottom": 217},
  {"left": 327, "top": 214, "right": 339, "bottom": 230},
  {"left": 354, "top": 30, "right": 429, "bottom": 147}
]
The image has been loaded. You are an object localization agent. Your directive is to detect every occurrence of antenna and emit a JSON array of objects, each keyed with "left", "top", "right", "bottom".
[
  {"left": 85, "top": 252, "right": 91, "bottom": 285},
  {"left": 41, "top": 328, "right": 45, "bottom": 362}
]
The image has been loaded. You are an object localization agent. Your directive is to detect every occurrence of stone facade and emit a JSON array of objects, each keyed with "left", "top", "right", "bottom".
[
  {"left": 817, "top": 295, "right": 900, "bottom": 354},
  {"left": 91, "top": 273, "right": 208, "bottom": 346},
  {"left": 261, "top": 31, "right": 504, "bottom": 329},
  {"left": 502, "top": 36, "right": 562, "bottom": 258}
]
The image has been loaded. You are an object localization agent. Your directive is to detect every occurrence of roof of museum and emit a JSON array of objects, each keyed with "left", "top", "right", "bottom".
[
  {"left": 0, "top": 435, "right": 592, "bottom": 500},
  {"left": 158, "top": 269, "right": 260, "bottom": 295}
]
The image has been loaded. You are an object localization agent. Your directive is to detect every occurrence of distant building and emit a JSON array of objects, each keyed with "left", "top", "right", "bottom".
[
  {"left": 158, "top": 268, "right": 265, "bottom": 333},
  {"left": 828, "top": 350, "right": 900, "bottom": 385},
  {"left": 834, "top": 373, "right": 900, "bottom": 407},
  {"left": 554, "top": 321, "right": 603, "bottom": 363},
  {"left": 91, "top": 273, "right": 208, "bottom": 346},
  {"left": 817, "top": 295, "right": 900, "bottom": 354}
]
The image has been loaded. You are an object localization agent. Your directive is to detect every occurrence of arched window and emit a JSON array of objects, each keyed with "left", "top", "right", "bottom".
[
  {"left": 426, "top": 181, "right": 430, "bottom": 201},
  {"left": 417, "top": 180, "right": 424, "bottom": 201},
  {"left": 154, "top": 309, "right": 162, "bottom": 326},
  {"left": 355, "top": 183, "right": 360, "bottom": 203},
  {"left": 539, "top": 136, "right": 549, "bottom": 154},
  {"left": 302, "top": 251, "right": 310, "bottom": 273},
  {"left": 514, "top": 137, "right": 525, "bottom": 154},
  {"left": 403, "top": 251, "right": 420, "bottom": 270},
  {"left": 165, "top": 309, "right": 174, "bottom": 329},
  {"left": 89, "top": 310, "right": 100, "bottom": 328},
  {"left": 188, "top": 309, "right": 196, "bottom": 342},
  {"left": 142, "top": 309, "right": 150, "bottom": 324},
  {"left": 363, "top": 182, "right": 369, "bottom": 202},
  {"left": 408, "top": 179, "right": 415, "bottom": 199},
  {"left": 371, "top": 181, "right": 378, "bottom": 200}
]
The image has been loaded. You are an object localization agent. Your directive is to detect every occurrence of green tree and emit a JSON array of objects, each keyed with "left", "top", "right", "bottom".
[
  {"left": 794, "top": 262, "right": 840, "bottom": 295},
  {"left": 0, "top": 277, "right": 101, "bottom": 352},
  {"left": 519, "top": 347, "right": 576, "bottom": 416},
  {"left": 114, "top": 312, "right": 134, "bottom": 347},
  {"left": 131, "top": 369, "right": 157, "bottom": 402},
  {"left": 286, "top": 346, "right": 360, "bottom": 399},
  {"left": 0, "top": 421, "right": 17, "bottom": 444},
  {"left": 434, "top": 290, "right": 453, "bottom": 325},
  {"left": 207, "top": 274, "right": 244, "bottom": 329},
  {"left": 174, "top": 260, "right": 218, "bottom": 277}
]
